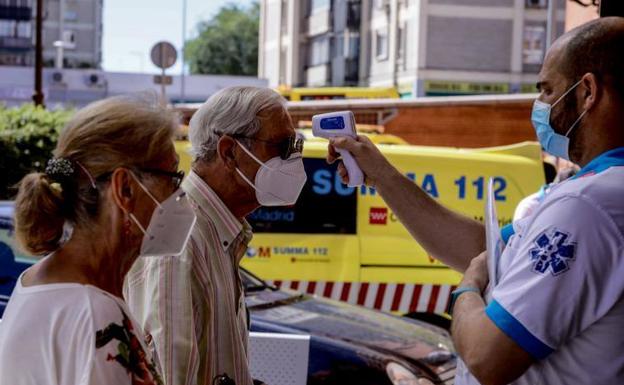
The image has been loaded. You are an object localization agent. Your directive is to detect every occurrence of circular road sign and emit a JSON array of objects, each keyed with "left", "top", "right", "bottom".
[{"left": 150, "top": 41, "right": 177, "bottom": 70}]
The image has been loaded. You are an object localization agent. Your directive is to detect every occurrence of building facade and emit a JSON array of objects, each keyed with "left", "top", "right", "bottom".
[
  {"left": 259, "top": 0, "right": 567, "bottom": 97},
  {"left": 0, "top": 0, "right": 33, "bottom": 66},
  {"left": 0, "top": 0, "right": 102, "bottom": 69},
  {"left": 260, "top": 0, "right": 363, "bottom": 88}
]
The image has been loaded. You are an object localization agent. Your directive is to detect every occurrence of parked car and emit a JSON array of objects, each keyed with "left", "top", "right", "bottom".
[{"left": 0, "top": 201, "right": 456, "bottom": 384}]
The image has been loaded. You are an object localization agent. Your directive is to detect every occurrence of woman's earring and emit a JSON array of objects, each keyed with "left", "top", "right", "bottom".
[{"left": 123, "top": 213, "right": 132, "bottom": 237}]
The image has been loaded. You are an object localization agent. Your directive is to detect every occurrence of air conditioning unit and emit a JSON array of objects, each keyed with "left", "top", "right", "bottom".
[
  {"left": 51, "top": 71, "right": 64, "bottom": 84},
  {"left": 85, "top": 72, "right": 107, "bottom": 88}
]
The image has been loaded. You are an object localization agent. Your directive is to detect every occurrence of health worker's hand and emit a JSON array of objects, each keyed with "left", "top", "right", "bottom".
[
  {"left": 460, "top": 251, "right": 489, "bottom": 293},
  {"left": 327, "top": 135, "right": 392, "bottom": 187}
]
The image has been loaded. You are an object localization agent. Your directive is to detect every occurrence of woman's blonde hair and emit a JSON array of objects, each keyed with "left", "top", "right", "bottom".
[{"left": 14, "top": 94, "right": 178, "bottom": 255}]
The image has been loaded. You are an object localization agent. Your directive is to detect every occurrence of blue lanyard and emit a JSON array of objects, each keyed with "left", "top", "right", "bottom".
[{"left": 572, "top": 147, "right": 624, "bottom": 180}]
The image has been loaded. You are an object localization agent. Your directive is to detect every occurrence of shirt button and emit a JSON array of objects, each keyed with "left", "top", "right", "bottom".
[{"left": 223, "top": 241, "right": 229, "bottom": 247}]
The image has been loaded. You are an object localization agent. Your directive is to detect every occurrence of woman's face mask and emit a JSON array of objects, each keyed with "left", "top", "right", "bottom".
[
  {"left": 234, "top": 140, "right": 307, "bottom": 207},
  {"left": 128, "top": 172, "right": 197, "bottom": 257}
]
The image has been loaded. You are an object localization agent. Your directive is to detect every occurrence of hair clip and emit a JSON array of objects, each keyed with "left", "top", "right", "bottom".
[{"left": 45, "top": 158, "right": 75, "bottom": 179}]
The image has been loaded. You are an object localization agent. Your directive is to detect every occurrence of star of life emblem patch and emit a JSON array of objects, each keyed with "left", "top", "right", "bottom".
[{"left": 529, "top": 229, "right": 576, "bottom": 276}]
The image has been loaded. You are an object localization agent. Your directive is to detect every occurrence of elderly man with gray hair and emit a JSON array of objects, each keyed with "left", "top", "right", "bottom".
[{"left": 125, "top": 86, "right": 307, "bottom": 385}]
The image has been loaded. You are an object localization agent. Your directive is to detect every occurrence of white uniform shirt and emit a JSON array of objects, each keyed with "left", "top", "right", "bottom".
[
  {"left": 457, "top": 148, "right": 624, "bottom": 385},
  {"left": 0, "top": 275, "right": 163, "bottom": 385}
]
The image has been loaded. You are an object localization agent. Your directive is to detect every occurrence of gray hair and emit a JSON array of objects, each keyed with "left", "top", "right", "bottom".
[{"left": 189, "top": 86, "right": 287, "bottom": 161}]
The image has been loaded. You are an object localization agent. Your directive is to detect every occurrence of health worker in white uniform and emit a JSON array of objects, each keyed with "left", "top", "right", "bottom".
[{"left": 327, "top": 16, "right": 624, "bottom": 385}]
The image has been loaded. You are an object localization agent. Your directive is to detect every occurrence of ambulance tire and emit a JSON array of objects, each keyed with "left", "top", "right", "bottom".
[{"left": 405, "top": 312, "right": 451, "bottom": 331}]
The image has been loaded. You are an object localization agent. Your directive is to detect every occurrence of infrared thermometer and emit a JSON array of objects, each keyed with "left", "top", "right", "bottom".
[{"left": 312, "top": 111, "right": 364, "bottom": 187}]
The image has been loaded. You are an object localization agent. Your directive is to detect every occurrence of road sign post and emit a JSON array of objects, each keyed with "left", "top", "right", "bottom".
[{"left": 150, "top": 41, "right": 177, "bottom": 105}]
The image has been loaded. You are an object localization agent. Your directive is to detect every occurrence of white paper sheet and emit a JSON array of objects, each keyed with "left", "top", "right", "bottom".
[{"left": 484, "top": 178, "right": 504, "bottom": 302}]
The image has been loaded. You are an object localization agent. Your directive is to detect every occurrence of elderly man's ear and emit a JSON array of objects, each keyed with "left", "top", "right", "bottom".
[{"left": 217, "top": 135, "right": 239, "bottom": 171}]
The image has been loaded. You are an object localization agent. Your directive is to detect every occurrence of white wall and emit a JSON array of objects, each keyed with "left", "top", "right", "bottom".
[{"left": 0, "top": 66, "right": 268, "bottom": 107}]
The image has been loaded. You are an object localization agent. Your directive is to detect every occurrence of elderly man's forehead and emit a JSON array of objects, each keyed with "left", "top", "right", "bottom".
[{"left": 258, "top": 106, "right": 294, "bottom": 135}]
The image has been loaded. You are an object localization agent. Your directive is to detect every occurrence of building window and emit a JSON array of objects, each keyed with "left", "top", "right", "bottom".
[
  {"left": 525, "top": 0, "right": 547, "bottom": 9},
  {"left": 375, "top": 28, "right": 388, "bottom": 61},
  {"left": 397, "top": 25, "right": 406, "bottom": 61},
  {"left": 308, "top": 35, "right": 330, "bottom": 66},
  {"left": 64, "top": 10, "right": 78, "bottom": 21},
  {"left": 523, "top": 25, "right": 546, "bottom": 65},
  {"left": 16, "top": 20, "right": 31, "bottom": 38},
  {"left": 346, "top": 35, "right": 360, "bottom": 59},
  {"left": 0, "top": 20, "right": 13, "bottom": 37},
  {"left": 310, "top": 0, "right": 330, "bottom": 14},
  {"left": 280, "top": 0, "right": 289, "bottom": 34}
]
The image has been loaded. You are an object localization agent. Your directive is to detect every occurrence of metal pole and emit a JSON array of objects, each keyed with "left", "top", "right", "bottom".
[
  {"left": 546, "top": 0, "right": 557, "bottom": 51},
  {"left": 160, "top": 45, "right": 167, "bottom": 105},
  {"left": 32, "top": 0, "right": 44, "bottom": 106},
  {"left": 55, "top": 0, "right": 65, "bottom": 68},
  {"left": 181, "top": 0, "right": 187, "bottom": 103}
]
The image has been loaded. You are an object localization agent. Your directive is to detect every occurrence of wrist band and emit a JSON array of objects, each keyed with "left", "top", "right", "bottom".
[{"left": 447, "top": 286, "right": 481, "bottom": 316}]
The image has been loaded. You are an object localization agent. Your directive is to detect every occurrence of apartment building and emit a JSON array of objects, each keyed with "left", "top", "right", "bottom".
[
  {"left": 259, "top": 0, "right": 567, "bottom": 97},
  {"left": 260, "top": 0, "right": 362, "bottom": 88},
  {"left": 0, "top": 0, "right": 33, "bottom": 66},
  {"left": 0, "top": 0, "right": 102, "bottom": 69}
]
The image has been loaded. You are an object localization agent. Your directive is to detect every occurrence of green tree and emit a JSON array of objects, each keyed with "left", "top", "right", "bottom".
[{"left": 185, "top": 2, "right": 259, "bottom": 76}]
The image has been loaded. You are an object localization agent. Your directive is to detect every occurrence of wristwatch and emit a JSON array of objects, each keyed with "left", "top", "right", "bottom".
[{"left": 447, "top": 286, "right": 481, "bottom": 316}]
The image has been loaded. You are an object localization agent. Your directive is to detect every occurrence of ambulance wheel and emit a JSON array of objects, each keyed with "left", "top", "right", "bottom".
[{"left": 405, "top": 312, "right": 451, "bottom": 330}]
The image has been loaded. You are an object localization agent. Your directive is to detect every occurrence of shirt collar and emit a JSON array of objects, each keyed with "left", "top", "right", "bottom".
[
  {"left": 573, "top": 146, "right": 624, "bottom": 180},
  {"left": 183, "top": 170, "right": 249, "bottom": 251}
]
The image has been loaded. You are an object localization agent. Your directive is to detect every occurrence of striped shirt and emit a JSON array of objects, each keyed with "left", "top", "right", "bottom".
[{"left": 124, "top": 171, "right": 254, "bottom": 385}]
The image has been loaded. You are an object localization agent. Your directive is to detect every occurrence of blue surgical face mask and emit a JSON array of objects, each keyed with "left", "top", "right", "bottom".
[{"left": 531, "top": 79, "right": 588, "bottom": 160}]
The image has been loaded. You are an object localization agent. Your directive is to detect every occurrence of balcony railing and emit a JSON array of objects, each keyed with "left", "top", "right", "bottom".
[{"left": 0, "top": 36, "right": 32, "bottom": 51}]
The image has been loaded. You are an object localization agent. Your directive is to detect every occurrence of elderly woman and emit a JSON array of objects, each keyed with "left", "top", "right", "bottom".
[{"left": 0, "top": 95, "right": 195, "bottom": 385}]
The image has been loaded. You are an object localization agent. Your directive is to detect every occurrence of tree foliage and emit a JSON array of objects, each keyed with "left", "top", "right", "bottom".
[
  {"left": 0, "top": 104, "right": 73, "bottom": 199},
  {"left": 185, "top": 2, "right": 260, "bottom": 76}
]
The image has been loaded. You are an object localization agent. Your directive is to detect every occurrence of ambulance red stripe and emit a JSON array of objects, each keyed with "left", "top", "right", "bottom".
[{"left": 265, "top": 280, "right": 454, "bottom": 316}]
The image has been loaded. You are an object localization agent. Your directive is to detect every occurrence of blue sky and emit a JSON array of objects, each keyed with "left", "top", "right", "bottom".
[{"left": 102, "top": 0, "right": 256, "bottom": 74}]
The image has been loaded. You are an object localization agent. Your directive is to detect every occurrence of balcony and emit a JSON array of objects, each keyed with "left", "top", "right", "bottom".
[
  {"left": 307, "top": 9, "right": 331, "bottom": 37},
  {"left": 0, "top": 36, "right": 32, "bottom": 51}
]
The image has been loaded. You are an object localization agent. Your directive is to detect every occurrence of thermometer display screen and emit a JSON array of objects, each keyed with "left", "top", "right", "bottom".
[{"left": 320, "top": 116, "right": 346, "bottom": 130}]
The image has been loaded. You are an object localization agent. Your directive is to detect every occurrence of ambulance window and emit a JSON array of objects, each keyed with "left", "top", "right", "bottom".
[{"left": 247, "top": 158, "right": 357, "bottom": 234}]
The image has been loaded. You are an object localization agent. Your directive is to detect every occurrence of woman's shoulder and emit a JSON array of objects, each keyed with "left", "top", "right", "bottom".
[
  {"left": 19, "top": 282, "right": 129, "bottom": 328},
  {"left": 80, "top": 286, "right": 134, "bottom": 327}
]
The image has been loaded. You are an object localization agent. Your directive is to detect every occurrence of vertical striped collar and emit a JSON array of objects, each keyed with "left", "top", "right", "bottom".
[{"left": 183, "top": 171, "right": 251, "bottom": 252}]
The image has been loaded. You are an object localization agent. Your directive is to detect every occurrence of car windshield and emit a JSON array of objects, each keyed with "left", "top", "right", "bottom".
[{"left": 241, "top": 268, "right": 269, "bottom": 293}]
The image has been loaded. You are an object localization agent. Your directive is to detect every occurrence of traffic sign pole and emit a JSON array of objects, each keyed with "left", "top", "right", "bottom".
[{"left": 150, "top": 41, "right": 178, "bottom": 106}]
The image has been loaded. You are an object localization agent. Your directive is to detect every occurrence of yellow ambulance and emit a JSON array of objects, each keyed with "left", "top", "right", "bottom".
[{"left": 175, "top": 132, "right": 545, "bottom": 325}]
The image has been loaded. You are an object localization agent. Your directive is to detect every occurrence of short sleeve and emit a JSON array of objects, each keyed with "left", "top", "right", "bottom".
[
  {"left": 83, "top": 292, "right": 163, "bottom": 385},
  {"left": 485, "top": 195, "right": 624, "bottom": 360}
]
